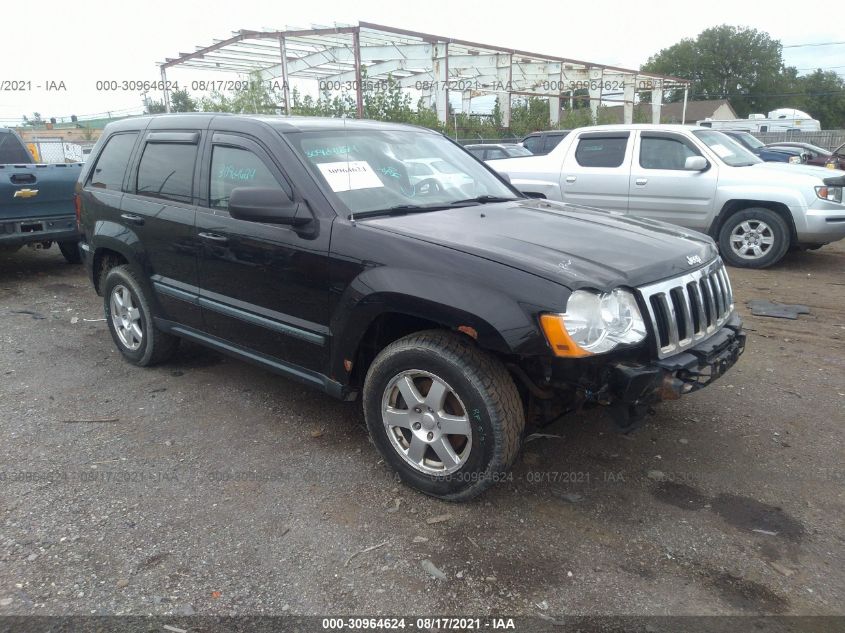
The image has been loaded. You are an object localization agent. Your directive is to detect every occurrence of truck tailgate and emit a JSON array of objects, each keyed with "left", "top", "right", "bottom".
[{"left": 0, "top": 163, "right": 83, "bottom": 221}]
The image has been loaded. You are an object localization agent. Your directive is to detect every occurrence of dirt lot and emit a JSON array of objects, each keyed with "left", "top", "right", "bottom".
[{"left": 0, "top": 242, "right": 843, "bottom": 619}]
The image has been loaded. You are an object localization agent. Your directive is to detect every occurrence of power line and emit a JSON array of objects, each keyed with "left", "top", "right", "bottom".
[{"left": 783, "top": 40, "right": 845, "bottom": 48}]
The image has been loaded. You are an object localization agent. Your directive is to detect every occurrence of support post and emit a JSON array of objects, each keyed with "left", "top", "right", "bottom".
[
  {"left": 432, "top": 42, "right": 449, "bottom": 124},
  {"left": 352, "top": 29, "right": 364, "bottom": 118},
  {"left": 278, "top": 35, "right": 291, "bottom": 115},
  {"left": 496, "top": 54, "right": 512, "bottom": 128},
  {"left": 651, "top": 85, "right": 662, "bottom": 124},
  {"left": 588, "top": 68, "right": 602, "bottom": 124},
  {"left": 681, "top": 86, "right": 688, "bottom": 124},
  {"left": 160, "top": 66, "right": 171, "bottom": 113},
  {"left": 623, "top": 80, "right": 635, "bottom": 124},
  {"left": 461, "top": 91, "right": 472, "bottom": 115}
]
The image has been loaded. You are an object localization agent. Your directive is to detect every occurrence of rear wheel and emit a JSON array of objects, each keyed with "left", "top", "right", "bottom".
[
  {"left": 58, "top": 240, "right": 82, "bottom": 264},
  {"left": 102, "top": 265, "right": 179, "bottom": 366},
  {"left": 718, "top": 207, "right": 790, "bottom": 268},
  {"left": 363, "top": 330, "right": 524, "bottom": 500}
]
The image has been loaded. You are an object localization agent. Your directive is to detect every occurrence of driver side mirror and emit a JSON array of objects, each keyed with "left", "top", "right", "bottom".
[
  {"left": 228, "top": 187, "right": 311, "bottom": 226},
  {"left": 684, "top": 156, "right": 709, "bottom": 171}
]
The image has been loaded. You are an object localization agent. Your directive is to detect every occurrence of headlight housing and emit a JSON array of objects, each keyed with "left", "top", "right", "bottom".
[
  {"left": 788, "top": 155, "right": 801, "bottom": 164},
  {"left": 816, "top": 185, "right": 843, "bottom": 203},
  {"left": 540, "top": 289, "right": 647, "bottom": 357}
]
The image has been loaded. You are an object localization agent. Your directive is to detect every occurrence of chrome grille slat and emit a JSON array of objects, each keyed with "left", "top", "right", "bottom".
[{"left": 638, "top": 259, "right": 734, "bottom": 359}]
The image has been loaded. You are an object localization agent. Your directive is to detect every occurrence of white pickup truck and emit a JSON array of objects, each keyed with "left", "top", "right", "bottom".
[{"left": 490, "top": 124, "right": 845, "bottom": 268}]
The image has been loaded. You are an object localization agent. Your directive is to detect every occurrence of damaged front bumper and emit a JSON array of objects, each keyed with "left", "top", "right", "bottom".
[{"left": 607, "top": 312, "right": 745, "bottom": 428}]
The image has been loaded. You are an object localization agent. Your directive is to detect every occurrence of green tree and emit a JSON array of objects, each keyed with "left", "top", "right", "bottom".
[
  {"left": 170, "top": 89, "right": 197, "bottom": 113},
  {"left": 641, "top": 25, "right": 789, "bottom": 116},
  {"left": 794, "top": 70, "right": 845, "bottom": 129}
]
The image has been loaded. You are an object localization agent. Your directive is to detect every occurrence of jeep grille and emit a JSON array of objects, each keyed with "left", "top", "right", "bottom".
[{"left": 638, "top": 258, "right": 734, "bottom": 359}]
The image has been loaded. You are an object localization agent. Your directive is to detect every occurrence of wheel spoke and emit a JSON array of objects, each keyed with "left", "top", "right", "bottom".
[
  {"left": 740, "top": 221, "right": 752, "bottom": 233},
  {"left": 406, "top": 436, "right": 427, "bottom": 464},
  {"left": 431, "top": 437, "right": 460, "bottom": 468},
  {"left": 438, "top": 413, "right": 471, "bottom": 436},
  {"left": 424, "top": 379, "right": 449, "bottom": 411},
  {"left": 760, "top": 236, "right": 774, "bottom": 245},
  {"left": 130, "top": 322, "right": 143, "bottom": 342},
  {"left": 751, "top": 245, "right": 763, "bottom": 257},
  {"left": 730, "top": 235, "right": 744, "bottom": 244},
  {"left": 113, "top": 290, "right": 125, "bottom": 309},
  {"left": 384, "top": 406, "right": 413, "bottom": 429},
  {"left": 396, "top": 375, "right": 424, "bottom": 407},
  {"left": 127, "top": 307, "right": 141, "bottom": 322}
]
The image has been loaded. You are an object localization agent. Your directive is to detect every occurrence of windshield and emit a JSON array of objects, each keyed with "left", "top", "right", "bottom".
[
  {"left": 735, "top": 132, "right": 764, "bottom": 149},
  {"left": 693, "top": 130, "right": 762, "bottom": 167},
  {"left": 286, "top": 129, "right": 516, "bottom": 216}
]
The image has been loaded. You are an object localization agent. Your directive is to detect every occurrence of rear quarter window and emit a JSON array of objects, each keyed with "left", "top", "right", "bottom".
[
  {"left": 88, "top": 133, "right": 138, "bottom": 191},
  {"left": 0, "top": 132, "right": 32, "bottom": 164}
]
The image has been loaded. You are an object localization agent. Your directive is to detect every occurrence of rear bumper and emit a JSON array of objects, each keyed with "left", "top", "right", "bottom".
[
  {"left": 609, "top": 312, "right": 745, "bottom": 407},
  {"left": 0, "top": 214, "right": 78, "bottom": 246}
]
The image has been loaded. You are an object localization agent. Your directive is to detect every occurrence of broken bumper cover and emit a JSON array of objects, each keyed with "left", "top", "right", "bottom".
[{"left": 609, "top": 312, "right": 745, "bottom": 406}]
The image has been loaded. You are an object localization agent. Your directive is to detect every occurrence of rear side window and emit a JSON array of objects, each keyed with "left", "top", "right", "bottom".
[
  {"left": 544, "top": 135, "right": 566, "bottom": 153},
  {"left": 136, "top": 143, "right": 197, "bottom": 203},
  {"left": 640, "top": 137, "right": 698, "bottom": 170},
  {"left": 522, "top": 135, "right": 543, "bottom": 154},
  {"left": 486, "top": 148, "right": 507, "bottom": 160},
  {"left": 575, "top": 136, "right": 628, "bottom": 168},
  {"left": 89, "top": 133, "right": 138, "bottom": 191},
  {"left": 0, "top": 132, "right": 32, "bottom": 164},
  {"left": 209, "top": 145, "right": 281, "bottom": 210}
]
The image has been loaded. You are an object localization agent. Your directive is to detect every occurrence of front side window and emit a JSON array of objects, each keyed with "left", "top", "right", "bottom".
[
  {"left": 639, "top": 136, "right": 699, "bottom": 170},
  {"left": 89, "top": 133, "right": 138, "bottom": 191},
  {"left": 136, "top": 142, "right": 197, "bottom": 203},
  {"left": 286, "top": 129, "right": 515, "bottom": 216},
  {"left": 209, "top": 145, "right": 282, "bottom": 210},
  {"left": 574, "top": 136, "right": 628, "bottom": 168}
]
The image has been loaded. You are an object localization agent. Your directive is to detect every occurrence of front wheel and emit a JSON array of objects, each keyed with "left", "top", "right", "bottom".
[
  {"left": 363, "top": 330, "right": 524, "bottom": 501},
  {"left": 718, "top": 208, "right": 790, "bottom": 268}
]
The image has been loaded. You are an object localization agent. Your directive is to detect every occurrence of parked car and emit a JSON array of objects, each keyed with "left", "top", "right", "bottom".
[
  {"left": 720, "top": 130, "right": 803, "bottom": 163},
  {"left": 77, "top": 114, "right": 745, "bottom": 500},
  {"left": 464, "top": 143, "right": 533, "bottom": 161},
  {"left": 490, "top": 124, "right": 845, "bottom": 269},
  {"left": 520, "top": 130, "right": 571, "bottom": 155},
  {"left": 766, "top": 142, "right": 845, "bottom": 170},
  {"left": 0, "top": 127, "right": 82, "bottom": 262}
]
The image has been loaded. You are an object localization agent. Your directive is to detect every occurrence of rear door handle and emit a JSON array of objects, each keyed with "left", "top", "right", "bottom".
[
  {"left": 198, "top": 232, "right": 229, "bottom": 244},
  {"left": 564, "top": 176, "right": 577, "bottom": 183},
  {"left": 120, "top": 213, "right": 145, "bottom": 226},
  {"left": 635, "top": 178, "right": 648, "bottom": 186}
]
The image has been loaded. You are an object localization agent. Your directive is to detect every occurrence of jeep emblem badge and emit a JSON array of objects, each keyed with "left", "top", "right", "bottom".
[{"left": 686, "top": 255, "right": 703, "bottom": 266}]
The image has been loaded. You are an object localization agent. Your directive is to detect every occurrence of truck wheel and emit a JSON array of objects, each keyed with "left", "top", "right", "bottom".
[
  {"left": 102, "top": 265, "right": 179, "bottom": 366},
  {"left": 718, "top": 208, "right": 790, "bottom": 268},
  {"left": 363, "top": 330, "right": 524, "bottom": 500},
  {"left": 58, "top": 240, "right": 82, "bottom": 264}
]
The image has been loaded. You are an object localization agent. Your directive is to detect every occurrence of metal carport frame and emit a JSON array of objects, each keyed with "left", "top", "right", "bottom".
[{"left": 159, "top": 22, "right": 690, "bottom": 126}]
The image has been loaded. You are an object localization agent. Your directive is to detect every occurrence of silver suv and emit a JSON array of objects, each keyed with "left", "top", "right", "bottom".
[{"left": 491, "top": 124, "right": 845, "bottom": 268}]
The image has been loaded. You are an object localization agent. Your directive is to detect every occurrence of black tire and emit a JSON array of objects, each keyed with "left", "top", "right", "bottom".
[
  {"left": 101, "top": 265, "right": 179, "bottom": 366},
  {"left": 58, "top": 240, "right": 82, "bottom": 264},
  {"left": 363, "top": 330, "right": 524, "bottom": 501},
  {"left": 718, "top": 207, "right": 790, "bottom": 269}
]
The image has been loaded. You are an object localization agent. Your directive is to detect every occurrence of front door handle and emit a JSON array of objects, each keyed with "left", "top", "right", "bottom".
[
  {"left": 564, "top": 175, "right": 577, "bottom": 183},
  {"left": 635, "top": 178, "right": 648, "bottom": 186},
  {"left": 198, "top": 232, "right": 229, "bottom": 244},
  {"left": 120, "top": 213, "right": 145, "bottom": 226}
]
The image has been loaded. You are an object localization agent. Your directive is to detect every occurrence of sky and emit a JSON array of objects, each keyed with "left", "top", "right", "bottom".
[{"left": 1, "top": 0, "right": 842, "bottom": 125}]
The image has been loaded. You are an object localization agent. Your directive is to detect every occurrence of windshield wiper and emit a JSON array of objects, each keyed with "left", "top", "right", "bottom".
[
  {"left": 350, "top": 204, "right": 450, "bottom": 220},
  {"left": 446, "top": 195, "right": 520, "bottom": 206}
]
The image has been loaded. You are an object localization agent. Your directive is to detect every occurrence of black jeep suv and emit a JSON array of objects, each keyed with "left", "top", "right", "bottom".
[{"left": 77, "top": 114, "right": 745, "bottom": 500}]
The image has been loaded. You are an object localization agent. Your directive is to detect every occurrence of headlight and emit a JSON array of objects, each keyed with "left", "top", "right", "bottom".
[
  {"left": 788, "top": 155, "right": 801, "bottom": 164},
  {"left": 816, "top": 185, "right": 843, "bottom": 203},
  {"left": 540, "top": 289, "right": 647, "bottom": 357}
]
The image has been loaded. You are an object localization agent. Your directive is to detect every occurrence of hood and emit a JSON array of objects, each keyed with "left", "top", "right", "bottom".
[
  {"left": 746, "top": 161, "right": 845, "bottom": 182},
  {"left": 361, "top": 199, "right": 718, "bottom": 290}
]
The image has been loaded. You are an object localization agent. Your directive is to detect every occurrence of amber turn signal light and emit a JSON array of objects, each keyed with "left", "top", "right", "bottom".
[{"left": 539, "top": 314, "right": 593, "bottom": 358}]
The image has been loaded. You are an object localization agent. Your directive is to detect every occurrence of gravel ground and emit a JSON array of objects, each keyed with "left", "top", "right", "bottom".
[{"left": 0, "top": 242, "right": 843, "bottom": 618}]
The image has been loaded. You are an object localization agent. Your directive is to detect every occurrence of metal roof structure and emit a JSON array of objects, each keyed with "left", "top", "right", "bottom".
[{"left": 159, "top": 22, "right": 691, "bottom": 126}]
